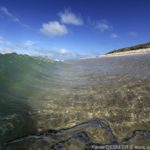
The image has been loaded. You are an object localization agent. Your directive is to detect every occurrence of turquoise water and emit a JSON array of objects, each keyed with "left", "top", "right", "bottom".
[{"left": 0, "top": 53, "right": 150, "bottom": 149}]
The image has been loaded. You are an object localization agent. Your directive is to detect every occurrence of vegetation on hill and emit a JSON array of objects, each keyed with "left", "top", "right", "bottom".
[{"left": 107, "top": 42, "right": 150, "bottom": 54}]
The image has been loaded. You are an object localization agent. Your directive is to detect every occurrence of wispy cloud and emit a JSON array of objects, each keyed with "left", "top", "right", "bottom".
[
  {"left": 22, "top": 40, "right": 39, "bottom": 48},
  {"left": 95, "top": 22, "right": 111, "bottom": 32},
  {"left": 128, "top": 31, "right": 138, "bottom": 37},
  {"left": 59, "top": 9, "right": 83, "bottom": 26},
  {"left": 0, "top": 36, "right": 11, "bottom": 46},
  {"left": 0, "top": 36, "right": 5, "bottom": 44},
  {"left": 0, "top": 6, "right": 29, "bottom": 28},
  {"left": 24, "top": 40, "right": 39, "bottom": 46},
  {"left": 40, "top": 21, "right": 68, "bottom": 37},
  {"left": 0, "top": 6, "right": 20, "bottom": 22},
  {"left": 110, "top": 33, "right": 119, "bottom": 39}
]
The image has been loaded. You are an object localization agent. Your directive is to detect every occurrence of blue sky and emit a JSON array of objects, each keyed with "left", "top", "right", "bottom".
[{"left": 0, "top": 0, "right": 150, "bottom": 59}]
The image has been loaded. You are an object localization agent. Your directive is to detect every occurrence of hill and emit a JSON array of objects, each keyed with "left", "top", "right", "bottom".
[{"left": 107, "top": 42, "right": 150, "bottom": 54}]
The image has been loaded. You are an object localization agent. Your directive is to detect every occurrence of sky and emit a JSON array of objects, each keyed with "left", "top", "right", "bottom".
[{"left": 0, "top": 0, "right": 150, "bottom": 59}]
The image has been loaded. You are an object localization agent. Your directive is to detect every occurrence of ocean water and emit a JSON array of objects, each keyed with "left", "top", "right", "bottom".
[{"left": 0, "top": 53, "right": 150, "bottom": 149}]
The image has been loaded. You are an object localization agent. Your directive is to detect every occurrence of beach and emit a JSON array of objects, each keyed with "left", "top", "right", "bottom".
[{"left": 101, "top": 48, "right": 150, "bottom": 57}]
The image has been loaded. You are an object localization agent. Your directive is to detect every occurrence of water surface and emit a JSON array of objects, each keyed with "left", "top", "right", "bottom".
[{"left": 0, "top": 53, "right": 150, "bottom": 149}]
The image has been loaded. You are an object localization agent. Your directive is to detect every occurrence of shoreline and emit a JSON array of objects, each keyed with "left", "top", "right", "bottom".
[
  {"left": 79, "top": 48, "right": 150, "bottom": 60},
  {"left": 100, "top": 48, "right": 150, "bottom": 58}
]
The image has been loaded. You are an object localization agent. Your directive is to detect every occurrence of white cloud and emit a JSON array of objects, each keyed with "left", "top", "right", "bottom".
[
  {"left": 96, "top": 22, "right": 111, "bottom": 32},
  {"left": 128, "top": 32, "right": 137, "bottom": 37},
  {"left": 59, "top": 48, "right": 69, "bottom": 55},
  {"left": 40, "top": 21, "right": 68, "bottom": 37},
  {"left": 59, "top": 9, "right": 83, "bottom": 26},
  {"left": 110, "top": 33, "right": 119, "bottom": 39},
  {"left": 24, "top": 40, "right": 38, "bottom": 46}
]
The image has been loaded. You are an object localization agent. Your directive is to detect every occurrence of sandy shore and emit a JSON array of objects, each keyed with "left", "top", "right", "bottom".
[
  {"left": 79, "top": 48, "right": 150, "bottom": 60},
  {"left": 100, "top": 48, "right": 150, "bottom": 57}
]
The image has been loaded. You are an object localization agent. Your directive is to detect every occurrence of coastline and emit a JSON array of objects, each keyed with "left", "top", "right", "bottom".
[
  {"left": 79, "top": 48, "right": 150, "bottom": 60},
  {"left": 100, "top": 48, "right": 150, "bottom": 58}
]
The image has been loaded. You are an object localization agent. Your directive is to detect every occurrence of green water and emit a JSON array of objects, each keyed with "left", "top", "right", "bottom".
[{"left": 0, "top": 53, "right": 150, "bottom": 149}]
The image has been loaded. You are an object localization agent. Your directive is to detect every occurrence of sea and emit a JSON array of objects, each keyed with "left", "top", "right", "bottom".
[{"left": 0, "top": 53, "right": 150, "bottom": 149}]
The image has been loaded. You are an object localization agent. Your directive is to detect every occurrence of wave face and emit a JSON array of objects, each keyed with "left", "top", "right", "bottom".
[
  {"left": 0, "top": 53, "right": 69, "bottom": 145},
  {"left": 0, "top": 53, "right": 150, "bottom": 149}
]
